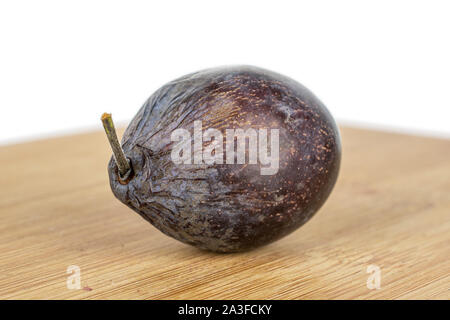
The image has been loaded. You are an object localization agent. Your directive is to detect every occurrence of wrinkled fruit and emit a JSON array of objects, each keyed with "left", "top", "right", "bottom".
[{"left": 108, "top": 65, "right": 341, "bottom": 253}]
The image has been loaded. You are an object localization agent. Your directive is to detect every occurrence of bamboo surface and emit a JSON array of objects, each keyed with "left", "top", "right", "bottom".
[{"left": 0, "top": 127, "right": 449, "bottom": 299}]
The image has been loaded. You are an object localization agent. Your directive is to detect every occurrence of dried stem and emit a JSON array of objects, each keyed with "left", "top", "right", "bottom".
[{"left": 101, "top": 113, "right": 131, "bottom": 179}]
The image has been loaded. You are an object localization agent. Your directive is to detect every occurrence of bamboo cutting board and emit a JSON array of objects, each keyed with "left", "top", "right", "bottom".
[{"left": 0, "top": 127, "right": 449, "bottom": 299}]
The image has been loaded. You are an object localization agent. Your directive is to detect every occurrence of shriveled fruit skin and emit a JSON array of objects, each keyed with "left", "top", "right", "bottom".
[{"left": 108, "top": 65, "right": 341, "bottom": 253}]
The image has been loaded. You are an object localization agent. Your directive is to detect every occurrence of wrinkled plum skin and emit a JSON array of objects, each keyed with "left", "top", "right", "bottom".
[{"left": 108, "top": 66, "right": 341, "bottom": 253}]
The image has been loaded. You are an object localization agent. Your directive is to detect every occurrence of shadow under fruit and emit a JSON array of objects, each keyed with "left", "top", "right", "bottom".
[{"left": 102, "top": 65, "right": 341, "bottom": 253}]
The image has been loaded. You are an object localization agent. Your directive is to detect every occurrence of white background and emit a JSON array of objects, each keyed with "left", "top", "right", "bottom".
[{"left": 1, "top": 0, "right": 449, "bottom": 145}]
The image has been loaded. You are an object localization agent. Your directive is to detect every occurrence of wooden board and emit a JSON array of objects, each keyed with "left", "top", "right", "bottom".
[{"left": 0, "top": 127, "right": 449, "bottom": 300}]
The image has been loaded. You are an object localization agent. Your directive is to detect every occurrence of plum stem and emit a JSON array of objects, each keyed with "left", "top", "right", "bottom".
[{"left": 101, "top": 113, "right": 132, "bottom": 180}]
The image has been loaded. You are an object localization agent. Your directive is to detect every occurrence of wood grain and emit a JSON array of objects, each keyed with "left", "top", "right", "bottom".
[{"left": 0, "top": 127, "right": 449, "bottom": 299}]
